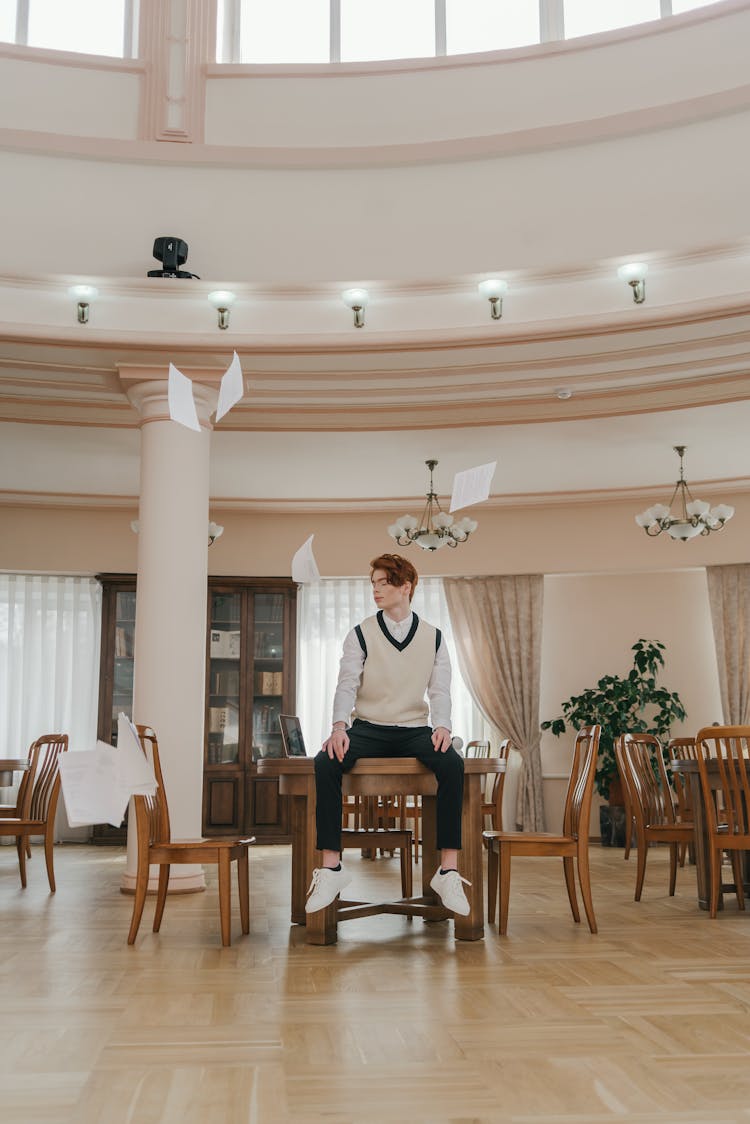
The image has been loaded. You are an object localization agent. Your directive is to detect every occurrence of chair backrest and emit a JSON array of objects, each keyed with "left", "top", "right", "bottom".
[
  {"left": 134, "top": 725, "right": 170, "bottom": 845},
  {"left": 25, "top": 734, "right": 68, "bottom": 822},
  {"left": 696, "top": 725, "right": 750, "bottom": 838},
  {"left": 562, "top": 725, "right": 600, "bottom": 839},
  {"left": 486, "top": 737, "right": 512, "bottom": 827},
  {"left": 620, "top": 733, "right": 676, "bottom": 828},
  {"left": 465, "top": 740, "right": 491, "bottom": 759},
  {"left": 667, "top": 737, "right": 697, "bottom": 821}
]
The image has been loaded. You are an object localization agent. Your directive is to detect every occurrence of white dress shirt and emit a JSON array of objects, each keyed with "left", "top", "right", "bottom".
[{"left": 332, "top": 611, "right": 452, "bottom": 731}]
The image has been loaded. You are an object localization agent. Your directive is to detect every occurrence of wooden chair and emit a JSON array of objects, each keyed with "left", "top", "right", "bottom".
[
  {"left": 667, "top": 736, "right": 697, "bottom": 865},
  {"left": 617, "top": 733, "right": 693, "bottom": 901},
  {"left": 695, "top": 724, "right": 750, "bottom": 918},
  {"left": 0, "top": 734, "right": 68, "bottom": 890},
  {"left": 465, "top": 738, "right": 511, "bottom": 833},
  {"left": 485, "top": 725, "right": 600, "bottom": 935},
  {"left": 613, "top": 736, "right": 635, "bottom": 860},
  {"left": 0, "top": 747, "right": 36, "bottom": 858},
  {"left": 128, "top": 726, "right": 254, "bottom": 947}
]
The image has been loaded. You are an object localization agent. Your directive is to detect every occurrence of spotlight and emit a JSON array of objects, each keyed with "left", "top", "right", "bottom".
[
  {"left": 147, "top": 236, "right": 200, "bottom": 279},
  {"left": 477, "top": 278, "right": 508, "bottom": 320},
  {"left": 342, "top": 288, "right": 369, "bottom": 328},
  {"left": 69, "top": 284, "right": 98, "bottom": 324},
  {"left": 208, "top": 290, "right": 236, "bottom": 330},
  {"left": 617, "top": 262, "right": 648, "bottom": 304}
]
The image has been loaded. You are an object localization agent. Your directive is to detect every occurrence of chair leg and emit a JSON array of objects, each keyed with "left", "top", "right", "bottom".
[
  {"left": 218, "top": 850, "right": 232, "bottom": 947},
  {"left": 153, "top": 865, "right": 170, "bottom": 932},
  {"left": 498, "top": 843, "right": 512, "bottom": 936},
  {"left": 16, "top": 834, "right": 27, "bottom": 889},
  {"left": 238, "top": 849, "right": 250, "bottom": 935},
  {"left": 668, "top": 843, "right": 678, "bottom": 896},
  {"left": 399, "top": 838, "right": 413, "bottom": 898},
  {"left": 709, "top": 845, "right": 722, "bottom": 918},
  {"left": 562, "top": 856, "right": 580, "bottom": 923},
  {"left": 43, "top": 824, "right": 56, "bottom": 893},
  {"left": 730, "top": 849, "right": 745, "bottom": 911},
  {"left": 128, "top": 851, "right": 150, "bottom": 945},
  {"left": 487, "top": 842, "right": 498, "bottom": 924},
  {"left": 678, "top": 841, "right": 687, "bottom": 868},
  {"left": 576, "top": 848, "right": 597, "bottom": 934},
  {"left": 634, "top": 832, "right": 649, "bottom": 901}
]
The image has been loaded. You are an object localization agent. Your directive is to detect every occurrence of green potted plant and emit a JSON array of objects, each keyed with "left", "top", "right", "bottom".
[{"left": 541, "top": 639, "right": 687, "bottom": 845}]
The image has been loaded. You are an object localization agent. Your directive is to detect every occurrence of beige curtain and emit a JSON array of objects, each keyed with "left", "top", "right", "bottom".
[
  {"left": 706, "top": 564, "right": 750, "bottom": 724},
  {"left": 443, "top": 575, "right": 545, "bottom": 831}
]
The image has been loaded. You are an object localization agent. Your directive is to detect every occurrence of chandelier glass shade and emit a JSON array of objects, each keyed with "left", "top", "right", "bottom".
[
  {"left": 388, "top": 459, "right": 478, "bottom": 551},
  {"left": 635, "top": 446, "right": 735, "bottom": 541}
]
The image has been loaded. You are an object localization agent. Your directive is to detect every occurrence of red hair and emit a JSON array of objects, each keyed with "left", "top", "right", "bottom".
[{"left": 369, "top": 553, "right": 418, "bottom": 602}]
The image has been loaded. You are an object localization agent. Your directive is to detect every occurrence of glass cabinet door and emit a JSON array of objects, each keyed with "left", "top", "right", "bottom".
[
  {"left": 207, "top": 591, "right": 242, "bottom": 764},
  {"left": 251, "top": 592, "right": 285, "bottom": 760},
  {"left": 110, "top": 589, "right": 136, "bottom": 744}
]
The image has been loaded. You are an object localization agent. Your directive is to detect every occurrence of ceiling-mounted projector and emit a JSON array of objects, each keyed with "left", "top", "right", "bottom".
[{"left": 147, "top": 236, "right": 200, "bottom": 279}]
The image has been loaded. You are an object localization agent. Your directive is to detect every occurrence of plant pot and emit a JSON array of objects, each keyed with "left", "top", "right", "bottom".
[{"left": 599, "top": 803, "right": 628, "bottom": 847}]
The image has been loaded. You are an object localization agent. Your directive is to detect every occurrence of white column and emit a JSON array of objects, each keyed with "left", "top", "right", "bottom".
[{"left": 121, "top": 376, "right": 217, "bottom": 892}]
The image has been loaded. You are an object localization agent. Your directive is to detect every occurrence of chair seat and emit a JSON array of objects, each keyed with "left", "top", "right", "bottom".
[{"left": 0, "top": 818, "right": 46, "bottom": 832}]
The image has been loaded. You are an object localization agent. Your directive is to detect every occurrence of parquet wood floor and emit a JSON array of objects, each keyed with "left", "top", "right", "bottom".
[{"left": 2, "top": 842, "right": 750, "bottom": 1124}]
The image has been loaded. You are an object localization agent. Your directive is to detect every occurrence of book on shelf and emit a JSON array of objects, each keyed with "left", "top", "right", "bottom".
[
  {"left": 255, "top": 670, "right": 283, "bottom": 695},
  {"left": 252, "top": 703, "right": 281, "bottom": 737},
  {"left": 209, "top": 629, "right": 241, "bottom": 659},
  {"left": 114, "top": 626, "right": 134, "bottom": 658},
  {"left": 212, "top": 667, "right": 240, "bottom": 695},
  {"left": 208, "top": 702, "right": 239, "bottom": 738},
  {"left": 254, "top": 629, "right": 282, "bottom": 658}
]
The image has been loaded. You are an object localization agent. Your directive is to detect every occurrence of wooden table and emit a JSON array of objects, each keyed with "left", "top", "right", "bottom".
[
  {"left": 0, "top": 758, "right": 29, "bottom": 788},
  {"left": 257, "top": 756, "right": 505, "bottom": 944},
  {"left": 671, "top": 757, "right": 750, "bottom": 910}
]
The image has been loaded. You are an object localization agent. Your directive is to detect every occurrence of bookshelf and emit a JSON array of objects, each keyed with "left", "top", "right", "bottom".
[{"left": 96, "top": 575, "right": 297, "bottom": 842}]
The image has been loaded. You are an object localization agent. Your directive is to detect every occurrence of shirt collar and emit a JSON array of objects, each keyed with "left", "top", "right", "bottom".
[{"left": 383, "top": 610, "right": 412, "bottom": 633}]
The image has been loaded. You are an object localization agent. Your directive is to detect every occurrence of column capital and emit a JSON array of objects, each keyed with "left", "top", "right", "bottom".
[{"left": 119, "top": 366, "right": 219, "bottom": 427}]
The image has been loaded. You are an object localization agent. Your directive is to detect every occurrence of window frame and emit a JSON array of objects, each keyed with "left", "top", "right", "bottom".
[
  {"left": 215, "top": 0, "right": 698, "bottom": 65},
  {"left": 2, "top": 0, "right": 137, "bottom": 58}
]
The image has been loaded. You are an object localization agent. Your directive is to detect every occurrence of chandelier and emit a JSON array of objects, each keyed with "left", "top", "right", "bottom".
[
  {"left": 635, "top": 446, "right": 735, "bottom": 541},
  {"left": 388, "top": 459, "right": 478, "bottom": 551}
]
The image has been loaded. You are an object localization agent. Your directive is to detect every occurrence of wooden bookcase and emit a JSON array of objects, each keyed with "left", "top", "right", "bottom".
[{"left": 96, "top": 574, "right": 297, "bottom": 843}]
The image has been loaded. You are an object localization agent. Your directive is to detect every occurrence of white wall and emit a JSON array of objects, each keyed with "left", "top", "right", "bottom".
[
  {"left": 0, "top": 56, "right": 140, "bottom": 138},
  {"left": 205, "top": 7, "right": 750, "bottom": 148},
  {"left": 540, "top": 569, "right": 722, "bottom": 833}
]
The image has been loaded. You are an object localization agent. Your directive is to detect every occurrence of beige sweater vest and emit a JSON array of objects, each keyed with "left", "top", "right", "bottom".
[{"left": 352, "top": 612, "right": 438, "bottom": 726}]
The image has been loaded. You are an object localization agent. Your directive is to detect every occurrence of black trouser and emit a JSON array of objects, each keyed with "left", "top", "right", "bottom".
[{"left": 314, "top": 719, "right": 464, "bottom": 853}]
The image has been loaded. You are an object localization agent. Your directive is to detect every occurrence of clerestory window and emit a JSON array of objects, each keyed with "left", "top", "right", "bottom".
[{"left": 216, "top": 0, "right": 725, "bottom": 64}]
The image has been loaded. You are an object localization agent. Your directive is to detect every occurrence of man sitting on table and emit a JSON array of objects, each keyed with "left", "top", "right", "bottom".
[{"left": 306, "top": 552, "right": 469, "bottom": 916}]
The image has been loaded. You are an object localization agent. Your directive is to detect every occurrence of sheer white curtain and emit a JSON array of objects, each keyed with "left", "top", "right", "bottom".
[
  {"left": 0, "top": 575, "right": 102, "bottom": 757},
  {"left": 297, "top": 577, "right": 491, "bottom": 749}
]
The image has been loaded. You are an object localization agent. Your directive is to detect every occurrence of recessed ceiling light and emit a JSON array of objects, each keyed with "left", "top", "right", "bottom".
[{"left": 555, "top": 388, "right": 573, "bottom": 400}]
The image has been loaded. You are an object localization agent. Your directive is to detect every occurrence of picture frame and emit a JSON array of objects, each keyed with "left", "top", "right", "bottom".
[{"left": 278, "top": 714, "right": 308, "bottom": 757}]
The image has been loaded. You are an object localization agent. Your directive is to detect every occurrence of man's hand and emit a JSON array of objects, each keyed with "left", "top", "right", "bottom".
[
  {"left": 432, "top": 726, "right": 452, "bottom": 753},
  {"left": 323, "top": 726, "right": 350, "bottom": 762}
]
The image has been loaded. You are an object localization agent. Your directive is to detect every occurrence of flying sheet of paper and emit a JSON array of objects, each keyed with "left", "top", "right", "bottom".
[
  {"left": 118, "top": 713, "right": 159, "bottom": 793},
  {"left": 59, "top": 747, "right": 128, "bottom": 828},
  {"left": 58, "top": 718, "right": 157, "bottom": 829},
  {"left": 215, "top": 351, "right": 244, "bottom": 422},
  {"left": 291, "top": 534, "right": 320, "bottom": 583},
  {"left": 167, "top": 362, "right": 201, "bottom": 432},
  {"left": 450, "top": 461, "right": 497, "bottom": 512}
]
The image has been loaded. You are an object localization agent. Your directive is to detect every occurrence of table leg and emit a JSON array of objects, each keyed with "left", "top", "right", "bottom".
[
  {"left": 302, "top": 777, "right": 337, "bottom": 945},
  {"left": 689, "top": 773, "right": 719, "bottom": 912},
  {"left": 454, "top": 772, "right": 484, "bottom": 941},
  {"left": 421, "top": 795, "right": 438, "bottom": 900},
  {"left": 289, "top": 795, "right": 308, "bottom": 925}
]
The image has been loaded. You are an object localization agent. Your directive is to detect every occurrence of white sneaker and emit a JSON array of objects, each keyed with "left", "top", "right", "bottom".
[
  {"left": 305, "top": 866, "right": 352, "bottom": 913},
  {"left": 430, "top": 868, "right": 471, "bottom": 916}
]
